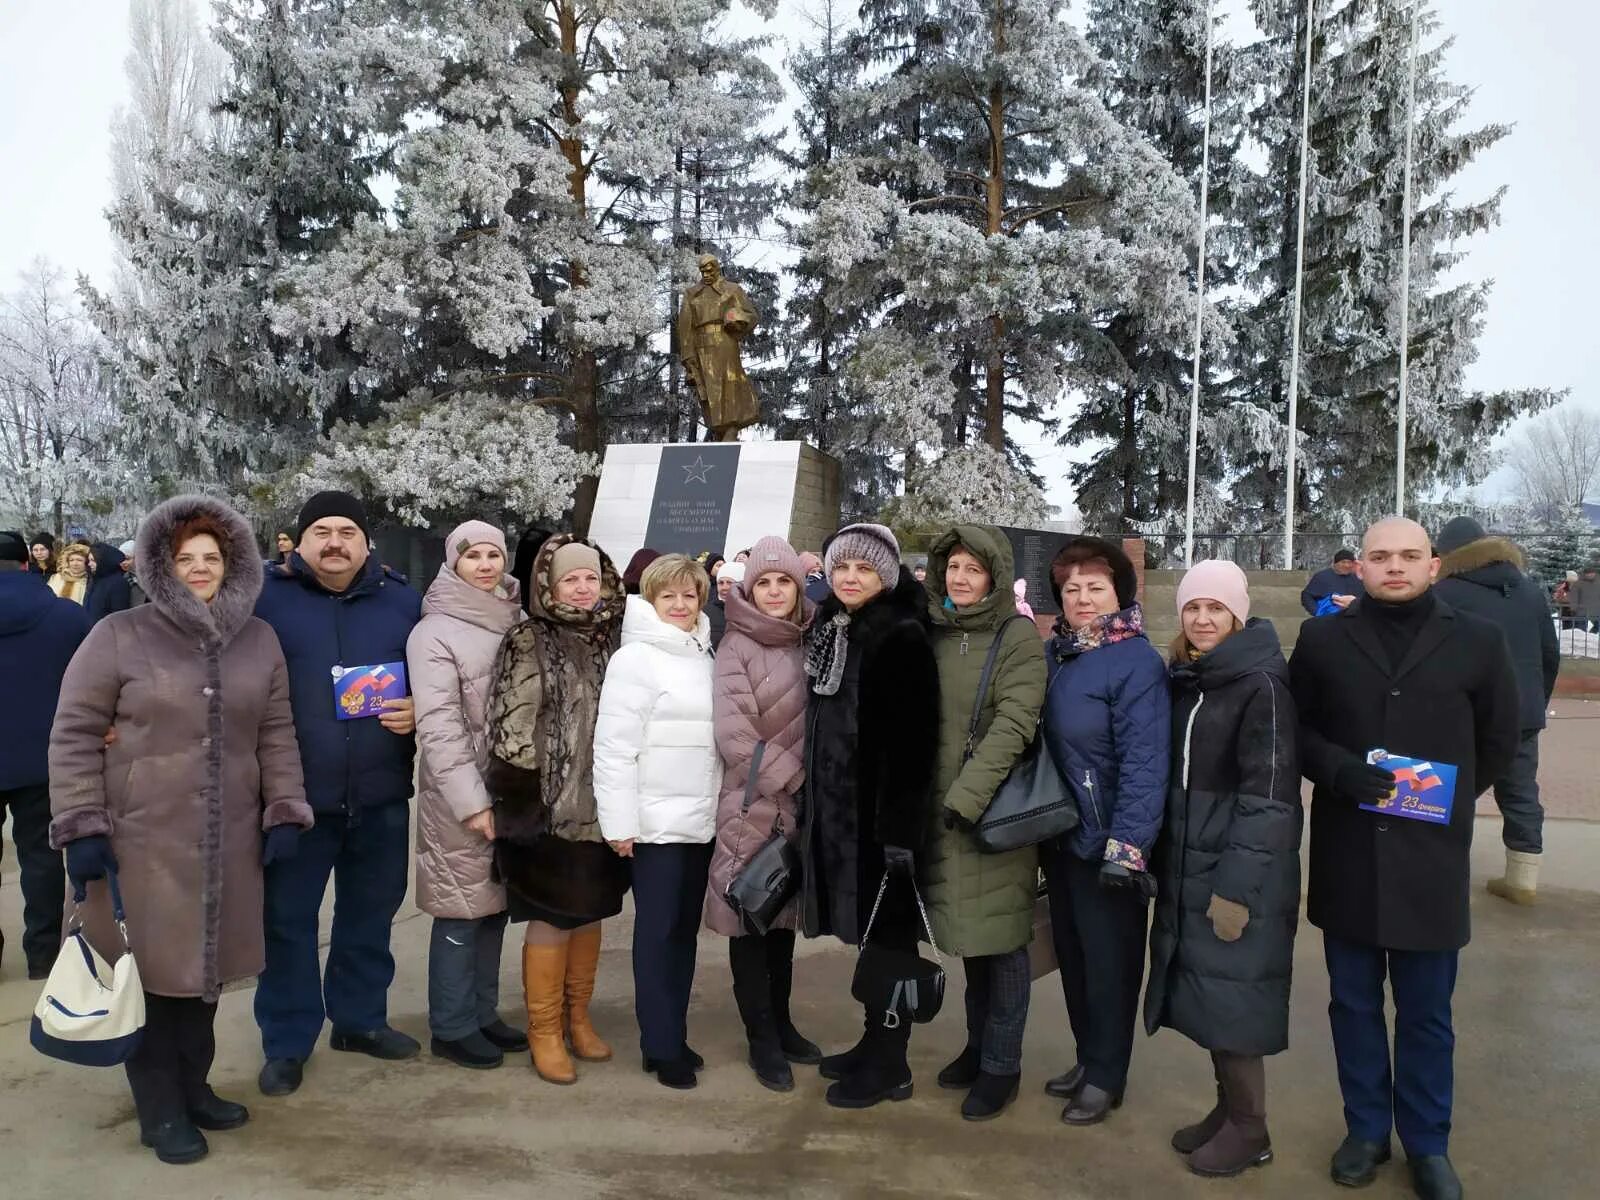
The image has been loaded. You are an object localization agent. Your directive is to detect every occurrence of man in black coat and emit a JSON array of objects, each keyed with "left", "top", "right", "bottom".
[
  {"left": 1300, "top": 546, "right": 1359, "bottom": 615},
  {"left": 1433, "top": 517, "right": 1559, "bottom": 906},
  {"left": 1290, "top": 518, "right": 1519, "bottom": 1200}
]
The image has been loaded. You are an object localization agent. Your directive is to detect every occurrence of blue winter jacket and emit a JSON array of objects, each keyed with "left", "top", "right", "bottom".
[
  {"left": 1040, "top": 621, "right": 1172, "bottom": 868},
  {"left": 254, "top": 553, "right": 422, "bottom": 816},
  {"left": 0, "top": 569, "right": 90, "bottom": 789}
]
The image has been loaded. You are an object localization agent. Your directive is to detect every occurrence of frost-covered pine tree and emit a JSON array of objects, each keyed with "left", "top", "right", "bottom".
[
  {"left": 1065, "top": 0, "right": 1242, "bottom": 536},
  {"left": 88, "top": 0, "right": 380, "bottom": 497},
  {"left": 273, "top": 0, "right": 779, "bottom": 532},
  {"left": 810, "top": 0, "right": 1197, "bottom": 525},
  {"left": 1230, "top": 0, "right": 1557, "bottom": 532}
]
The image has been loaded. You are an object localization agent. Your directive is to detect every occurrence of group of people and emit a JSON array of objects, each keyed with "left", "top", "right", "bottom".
[
  {"left": 20, "top": 532, "right": 142, "bottom": 621},
  {"left": 0, "top": 497, "right": 1541, "bottom": 1200}
]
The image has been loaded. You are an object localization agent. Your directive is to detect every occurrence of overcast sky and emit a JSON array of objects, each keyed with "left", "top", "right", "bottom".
[{"left": 0, "top": 0, "right": 1591, "bottom": 511}]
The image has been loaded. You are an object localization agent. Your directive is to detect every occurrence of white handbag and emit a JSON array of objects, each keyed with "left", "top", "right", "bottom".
[{"left": 31, "top": 868, "right": 146, "bottom": 1066}]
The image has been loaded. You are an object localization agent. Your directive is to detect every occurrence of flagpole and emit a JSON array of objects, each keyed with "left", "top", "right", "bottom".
[
  {"left": 1396, "top": 3, "right": 1420, "bottom": 516},
  {"left": 1284, "top": 0, "right": 1316, "bottom": 570},
  {"left": 1184, "top": 1, "right": 1215, "bottom": 567}
]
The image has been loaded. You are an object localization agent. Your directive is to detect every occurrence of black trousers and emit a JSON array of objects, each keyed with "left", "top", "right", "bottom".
[
  {"left": 125, "top": 994, "right": 219, "bottom": 1132},
  {"left": 1041, "top": 843, "right": 1149, "bottom": 1094},
  {"left": 1, "top": 783, "right": 65, "bottom": 972},
  {"left": 631, "top": 841, "right": 713, "bottom": 1061}
]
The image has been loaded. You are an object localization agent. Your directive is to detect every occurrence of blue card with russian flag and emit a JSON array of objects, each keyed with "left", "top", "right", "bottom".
[
  {"left": 1360, "top": 750, "right": 1458, "bottom": 824},
  {"left": 333, "top": 662, "right": 409, "bottom": 720}
]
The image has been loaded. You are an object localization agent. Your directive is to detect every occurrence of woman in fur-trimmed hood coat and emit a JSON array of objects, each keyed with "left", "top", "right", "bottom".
[{"left": 48, "top": 494, "right": 312, "bottom": 1001}]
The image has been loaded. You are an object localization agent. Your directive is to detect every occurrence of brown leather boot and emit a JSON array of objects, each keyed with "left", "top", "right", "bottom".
[
  {"left": 564, "top": 925, "right": 613, "bottom": 1063},
  {"left": 522, "top": 943, "right": 576, "bottom": 1084}
]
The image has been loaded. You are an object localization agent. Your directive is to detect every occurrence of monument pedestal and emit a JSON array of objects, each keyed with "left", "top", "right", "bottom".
[{"left": 587, "top": 441, "right": 842, "bottom": 567}]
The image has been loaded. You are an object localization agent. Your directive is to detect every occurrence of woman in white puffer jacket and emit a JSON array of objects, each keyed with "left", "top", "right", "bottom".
[{"left": 594, "top": 553, "right": 722, "bottom": 1090}]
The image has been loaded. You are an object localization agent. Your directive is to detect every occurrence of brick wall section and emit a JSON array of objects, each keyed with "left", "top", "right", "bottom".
[{"left": 1123, "top": 538, "right": 1146, "bottom": 605}]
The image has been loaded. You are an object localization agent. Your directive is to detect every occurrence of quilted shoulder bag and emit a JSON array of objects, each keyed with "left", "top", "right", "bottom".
[
  {"left": 31, "top": 868, "right": 146, "bottom": 1066},
  {"left": 850, "top": 871, "right": 945, "bottom": 1028},
  {"left": 724, "top": 741, "right": 802, "bottom": 935}
]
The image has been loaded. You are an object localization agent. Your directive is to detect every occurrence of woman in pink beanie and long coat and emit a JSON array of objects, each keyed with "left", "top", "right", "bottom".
[
  {"left": 408, "top": 520, "right": 528, "bottom": 1070},
  {"left": 705, "top": 536, "right": 822, "bottom": 1091},
  {"left": 1143, "top": 559, "right": 1302, "bottom": 1179}
]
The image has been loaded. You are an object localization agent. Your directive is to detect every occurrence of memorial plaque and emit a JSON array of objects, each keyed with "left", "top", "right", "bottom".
[
  {"left": 999, "top": 525, "right": 1075, "bottom": 617},
  {"left": 642, "top": 443, "right": 743, "bottom": 557}
]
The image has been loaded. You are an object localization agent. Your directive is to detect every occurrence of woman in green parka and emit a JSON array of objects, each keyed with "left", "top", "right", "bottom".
[{"left": 922, "top": 525, "right": 1047, "bottom": 1122}]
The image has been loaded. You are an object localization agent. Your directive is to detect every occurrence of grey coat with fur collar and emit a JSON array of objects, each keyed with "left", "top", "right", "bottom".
[{"left": 49, "top": 494, "right": 311, "bottom": 1000}]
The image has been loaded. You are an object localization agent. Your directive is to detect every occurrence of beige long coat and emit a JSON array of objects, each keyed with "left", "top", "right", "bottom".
[
  {"left": 408, "top": 565, "right": 522, "bottom": 919},
  {"left": 48, "top": 495, "right": 311, "bottom": 1001}
]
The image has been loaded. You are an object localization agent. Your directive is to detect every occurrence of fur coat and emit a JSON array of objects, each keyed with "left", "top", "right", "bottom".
[{"left": 48, "top": 495, "right": 312, "bottom": 1000}]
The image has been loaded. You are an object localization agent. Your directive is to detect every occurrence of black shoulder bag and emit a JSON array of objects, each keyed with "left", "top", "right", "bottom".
[
  {"left": 850, "top": 871, "right": 946, "bottom": 1027},
  {"left": 724, "top": 741, "right": 802, "bottom": 935},
  {"left": 966, "top": 617, "right": 1081, "bottom": 854}
]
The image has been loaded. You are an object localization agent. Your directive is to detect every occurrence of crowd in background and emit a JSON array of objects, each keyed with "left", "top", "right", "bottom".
[{"left": 1, "top": 496, "right": 1554, "bottom": 1200}]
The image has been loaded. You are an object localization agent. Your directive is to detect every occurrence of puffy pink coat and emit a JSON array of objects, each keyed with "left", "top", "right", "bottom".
[
  {"left": 408, "top": 566, "right": 522, "bottom": 919},
  {"left": 704, "top": 587, "right": 814, "bottom": 936}
]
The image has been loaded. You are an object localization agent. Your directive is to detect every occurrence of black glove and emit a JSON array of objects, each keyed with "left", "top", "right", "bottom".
[
  {"left": 65, "top": 835, "right": 117, "bottom": 902},
  {"left": 1334, "top": 760, "right": 1397, "bottom": 805},
  {"left": 942, "top": 808, "right": 975, "bottom": 833},
  {"left": 1099, "top": 861, "right": 1157, "bottom": 899},
  {"left": 883, "top": 844, "right": 915, "bottom": 877},
  {"left": 262, "top": 824, "right": 301, "bottom": 867}
]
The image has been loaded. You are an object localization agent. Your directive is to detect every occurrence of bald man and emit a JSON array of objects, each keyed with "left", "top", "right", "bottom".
[{"left": 1289, "top": 517, "right": 1518, "bottom": 1200}]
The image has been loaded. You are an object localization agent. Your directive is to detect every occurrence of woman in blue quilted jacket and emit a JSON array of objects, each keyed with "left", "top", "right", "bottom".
[{"left": 1037, "top": 536, "right": 1171, "bottom": 1127}]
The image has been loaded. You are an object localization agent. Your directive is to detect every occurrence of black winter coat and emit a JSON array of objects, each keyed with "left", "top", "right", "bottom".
[
  {"left": 1433, "top": 537, "right": 1558, "bottom": 733},
  {"left": 800, "top": 567, "right": 940, "bottom": 946},
  {"left": 1144, "top": 620, "right": 1302, "bottom": 1056},
  {"left": 84, "top": 543, "right": 133, "bottom": 626},
  {"left": 1290, "top": 594, "right": 1520, "bottom": 952}
]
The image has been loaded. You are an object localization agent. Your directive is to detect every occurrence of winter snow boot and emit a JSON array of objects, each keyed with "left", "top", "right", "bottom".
[
  {"left": 937, "top": 1044, "right": 982, "bottom": 1090},
  {"left": 730, "top": 936, "right": 793, "bottom": 1092},
  {"left": 1172, "top": 1058, "right": 1228, "bottom": 1154},
  {"left": 819, "top": 1011, "right": 875, "bottom": 1081},
  {"left": 1187, "top": 1053, "right": 1272, "bottom": 1177},
  {"left": 522, "top": 942, "right": 576, "bottom": 1084},
  {"left": 563, "top": 925, "right": 613, "bottom": 1062},
  {"left": 825, "top": 1021, "right": 913, "bottom": 1109},
  {"left": 961, "top": 1070, "right": 1021, "bottom": 1122},
  {"left": 1486, "top": 849, "right": 1540, "bottom": 906}
]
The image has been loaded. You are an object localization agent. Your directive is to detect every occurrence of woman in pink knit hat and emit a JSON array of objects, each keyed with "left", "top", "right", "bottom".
[{"left": 1143, "top": 559, "right": 1303, "bottom": 1178}]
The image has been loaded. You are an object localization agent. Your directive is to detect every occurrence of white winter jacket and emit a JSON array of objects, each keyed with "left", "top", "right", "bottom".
[{"left": 594, "top": 596, "right": 722, "bottom": 845}]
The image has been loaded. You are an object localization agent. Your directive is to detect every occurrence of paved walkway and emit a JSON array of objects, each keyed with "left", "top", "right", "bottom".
[{"left": 2, "top": 773, "right": 1596, "bottom": 1197}]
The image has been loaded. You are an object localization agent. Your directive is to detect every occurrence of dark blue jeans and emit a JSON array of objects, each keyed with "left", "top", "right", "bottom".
[
  {"left": 0, "top": 783, "right": 64, "bottom": 971},
  {"left": 255, "top": 803, "right": 410, "bottom": 1061},
  {"left": 630, "top": 840, "right": 713, "bottom": 1062},
  {"left": 1323, "top": 932, "right": 1459, "bottom": 1157}
]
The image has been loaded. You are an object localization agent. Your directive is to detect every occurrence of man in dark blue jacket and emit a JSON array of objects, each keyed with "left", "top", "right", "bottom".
[
  {"left": 252, "top": 493, "right": 422, "bottom": 1097},
  {"left": 1301, "top": 547, "right": 1359, "bottom": 615},
  {"left": 0, "top": 530, "right": 90, "bottom": 978},
  {"left": 1433, "top": 517, "right": 1560, "bottom": 906}
]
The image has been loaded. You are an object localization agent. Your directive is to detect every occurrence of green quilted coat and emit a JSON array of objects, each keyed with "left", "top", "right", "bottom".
[{"left": 921, "top": 525, "right": 1047, "bottom": 957}]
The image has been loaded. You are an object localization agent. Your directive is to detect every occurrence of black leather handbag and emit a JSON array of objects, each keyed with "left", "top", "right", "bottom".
[
  {"left": 850, "top": 871, "right": 945, "bottom": 1028},
  {"left": 967, "top": 617, "right": 1081, "bottom": 854},
  {"left": 724, "top": 742, "right": 802, "bottom": 935}
]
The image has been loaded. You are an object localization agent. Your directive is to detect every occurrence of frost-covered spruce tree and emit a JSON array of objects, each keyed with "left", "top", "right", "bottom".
[
  {"left": 87, "top": 1, "right": 380, "bottom": 497},
  {"left": 1231, "top": 0, "right": 1556, "bottom": 531},
  {"left": 820, "top": 0, "right": 1196, "bottom": 522},
  {"left": 1065, "top": 0, "right": 1242, "bottom": 536},
  {"left": 272, "top": 0, "right": 779, "bottom": 533}
]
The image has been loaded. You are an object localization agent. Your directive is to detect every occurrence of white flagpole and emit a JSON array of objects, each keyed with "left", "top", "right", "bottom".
[
  {"left": 1396, "top": 4, "right": 1420, "bottom": 516},
  {"left": 1284, "top": 0, "right": 1316, "bottom": 569},
  {"left": 1185, "top": 1, "right": 1215, "bottom": 567}
]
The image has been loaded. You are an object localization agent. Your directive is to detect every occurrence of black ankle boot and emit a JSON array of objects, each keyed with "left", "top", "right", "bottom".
[
  {"left": 825, "top": 1021, "right": 913, "bottom": 1110},
  {"left": 937, "top": 1044, "right": 982, "bottom": 1090},
  {"left": 961, "top": 1070, "right": 1021, "bottom": 1121},
  {"left": 142, "top": 1118, "right": 209, "bottom": 1165},
  {"left": 819, "top": 1012, "right": 874, "bottom": 1081}
]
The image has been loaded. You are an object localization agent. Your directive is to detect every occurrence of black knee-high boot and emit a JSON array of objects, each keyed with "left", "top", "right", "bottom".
[
  {"left": 764, "top": 930, "right": 821, "bottom": 1064},
  {"left": 729, "top": 935, "right": 793, "bottom": 1091}
]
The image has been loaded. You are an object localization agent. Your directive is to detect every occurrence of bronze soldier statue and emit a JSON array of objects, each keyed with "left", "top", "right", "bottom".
[{"left": 676, "top": 254, "right": 759, "bottom": 441}]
